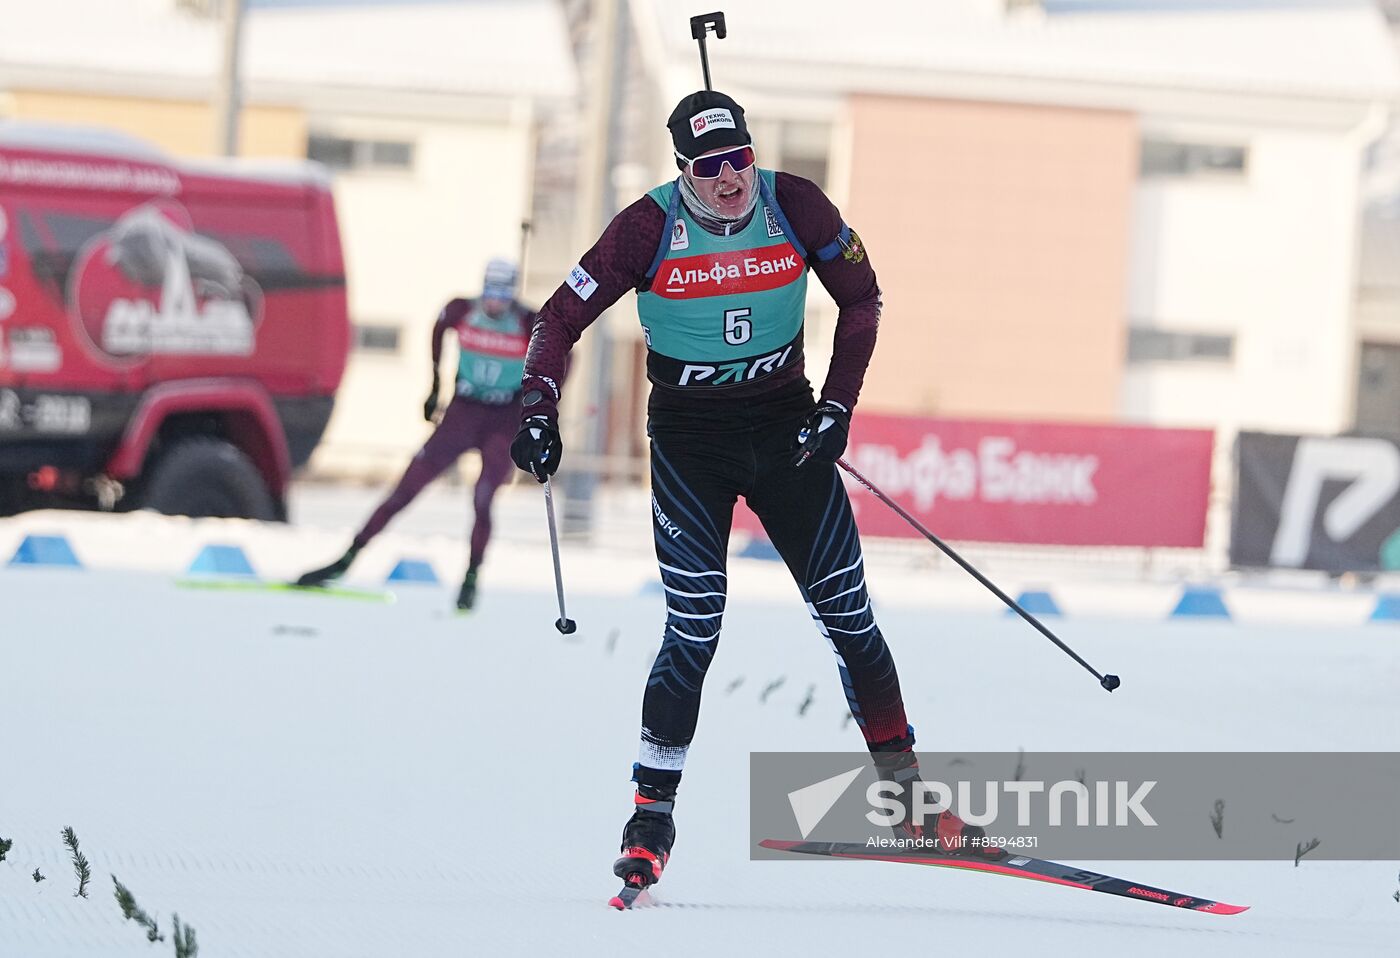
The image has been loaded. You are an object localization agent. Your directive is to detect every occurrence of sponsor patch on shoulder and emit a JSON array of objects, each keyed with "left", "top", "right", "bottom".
[
  {"left": 567, "top": 264, "right": 598, "bottom": 301},
  {"left": 670, "top": 219, "right": 690, "bottom": 251},
  {"left": 840, "top": 228, "right": 866, "bottom": 264}
]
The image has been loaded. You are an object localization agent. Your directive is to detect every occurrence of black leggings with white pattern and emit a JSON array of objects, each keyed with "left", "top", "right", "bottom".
[{"left": 635, "top": 383, "right": 911, "bottom": 791}]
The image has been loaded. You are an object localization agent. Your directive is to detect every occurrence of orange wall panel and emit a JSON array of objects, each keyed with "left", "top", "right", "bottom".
[
  {"left": 846, "top": 95, "right": 1136, "bottom": 422},
  {"left": 9, "top": 90, "right": 307, "bottom": 159}
]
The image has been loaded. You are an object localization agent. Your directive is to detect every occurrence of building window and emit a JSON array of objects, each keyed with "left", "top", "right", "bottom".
[
  {"left": 1127, "top": 328, "right": 1234, "bottom": 364},
  {"left": 308, "top": 134, "right": 415, "bottom": 172},
  {"left": 354, "top": 323, "right": 401, "bottom": 354},
  {"left": 752, "top": 119, "right": 830, "bottom": 190},
  {"left": 1140, "top": 139, "right": 1247, "bottom": 178},
  {"left": 779, "top": 121, "right": 830, "bottom": 190},
  {"left": 1356, "top": 341, "right": 1400, "bottom": 437}
]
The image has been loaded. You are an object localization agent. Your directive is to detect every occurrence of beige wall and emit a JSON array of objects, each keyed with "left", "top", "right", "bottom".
[
  {"left": 314, "top": 116, "right": 538, "bottom": 478},
  {"left": 5, "top": 90, "right": 306, "bottom": 158},
  {"left": 846, "top": 95, "right": 1135, "bottom": 422}
]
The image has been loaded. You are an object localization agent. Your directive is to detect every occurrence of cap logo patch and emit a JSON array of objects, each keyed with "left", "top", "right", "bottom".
[{"left": 690, "top": 108, "right": 736, "bottom": 135}]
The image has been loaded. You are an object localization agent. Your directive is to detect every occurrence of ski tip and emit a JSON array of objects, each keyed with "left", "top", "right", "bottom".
[
  {"left": 1202, "top": 902, "right": 1250, "bottom": 916},
  {"left": 608, "top": 865, "right": 659, "bottom": 911},
  {"left": 608, "top": 885, "right": 647, "bottom": 911},
  {"left": 758, "top": 839, "right": 799, "bottom": 852}
]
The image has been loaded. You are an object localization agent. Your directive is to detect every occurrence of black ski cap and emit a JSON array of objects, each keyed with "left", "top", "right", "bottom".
[{"left": 667, "top": 90, "right": 751, "bottom": 164}]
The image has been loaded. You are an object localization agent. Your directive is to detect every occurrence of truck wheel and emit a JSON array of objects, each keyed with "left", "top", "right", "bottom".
[
  {"left": 141, "top": 437, "right": 278, "bottom": 521},
  {"left": 0, "top": 479, "right": 25, "bottom": 518}
]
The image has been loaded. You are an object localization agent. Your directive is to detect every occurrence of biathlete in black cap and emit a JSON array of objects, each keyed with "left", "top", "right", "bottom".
[{"left": 510, "top": 90, "right": 991, "bottom": 891}]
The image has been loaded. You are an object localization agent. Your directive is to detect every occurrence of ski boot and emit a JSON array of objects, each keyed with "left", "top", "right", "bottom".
[
  {"left": 456, "top": 567, "right": 478, "bottom": 611},
  {"left": 871, "top": 729, "right": 1000, "bottom": 859},
  {"left": 610, "top": 782, "right": 676, "bottom": 909},
  {"left": 295, "top": 545, "right": 359, "bottom": 587}
]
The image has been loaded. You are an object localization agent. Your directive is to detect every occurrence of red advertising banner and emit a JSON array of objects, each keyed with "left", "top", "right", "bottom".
[{"left": 740, "top": 413, "right": 1215, "bottom": 548}]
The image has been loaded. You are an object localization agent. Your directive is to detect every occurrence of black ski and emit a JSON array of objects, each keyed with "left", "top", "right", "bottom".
[{"left": 759, "top": 839, "right": 1248, "bottom": 915}]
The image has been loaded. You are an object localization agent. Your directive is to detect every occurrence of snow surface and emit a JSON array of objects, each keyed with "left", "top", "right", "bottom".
[{"left": 1, "top": 483, "right": 1397, "bottom": 956}]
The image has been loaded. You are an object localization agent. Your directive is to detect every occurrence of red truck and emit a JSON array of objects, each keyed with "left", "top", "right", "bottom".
[{"left": 0, "top": 123, "right": 349, "bottom": 520}]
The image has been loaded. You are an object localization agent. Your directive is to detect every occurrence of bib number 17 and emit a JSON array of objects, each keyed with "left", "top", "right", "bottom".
[
  {"left": 472, "top": 359, "right": 503, "bottom": 384},
  {"left": 724, "top": 307, "right": 752, "bottom": 346}
]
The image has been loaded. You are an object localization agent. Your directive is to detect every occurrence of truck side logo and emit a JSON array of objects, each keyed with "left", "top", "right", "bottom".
[{"left": 68, "top": 201, "right": 263, "bottom": 363}]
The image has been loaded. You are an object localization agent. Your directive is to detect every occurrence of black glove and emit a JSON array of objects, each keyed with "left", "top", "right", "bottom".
[
  {"left": 423, "top": 373, "right": 441, "bottom": 422},
  {"left": 510, "top": 414, "right": 562, "bottom": 482},
  {"left": 792, "top": 401, "right": 851, "bottom": 468}
]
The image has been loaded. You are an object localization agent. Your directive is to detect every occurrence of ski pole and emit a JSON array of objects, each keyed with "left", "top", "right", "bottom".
[
  {"left": 836, "top": 458, "right": 1120, "bottom": 693},
  {"left": 517, "top": 219, "right": 532, "bottom": 297},
  {"left": 542, "top": 476, "right": 577, "bottom": 634},
  {"left": 689, "top": 12, "right": 727, "bottom": 90}
]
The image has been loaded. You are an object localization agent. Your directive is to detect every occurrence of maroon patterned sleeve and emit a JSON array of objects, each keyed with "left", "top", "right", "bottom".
[
  {"left": 432, "top": 298, "right": 468, "bottom": 369},
  {"left": 775, "top": 172, "right": 882, "bottom": 413},
  {"left": 521, "top": 196, "right": 667, "bottom": 419}
]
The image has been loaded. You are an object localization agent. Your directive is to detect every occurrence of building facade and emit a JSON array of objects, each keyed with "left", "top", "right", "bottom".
[{"left": 620, "top": 0, "right": 1399, "bottom": 450}]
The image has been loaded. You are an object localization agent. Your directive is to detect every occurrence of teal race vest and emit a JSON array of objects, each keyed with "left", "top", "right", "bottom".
[
  {"left": 637, "top": 169, "right": 808, "bottom": 390},
  {"left": 455, "top": 302, "right": 530, "bottom": 404}
]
